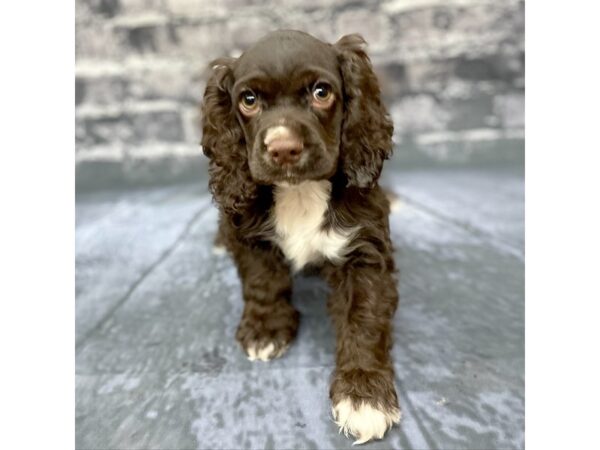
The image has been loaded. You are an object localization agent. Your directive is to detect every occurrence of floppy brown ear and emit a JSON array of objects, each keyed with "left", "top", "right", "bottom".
[
  {"left": 201, "top": 58, "right": 258, "bottom": 214},
  {"left": 335, "top": 34, "right": 394, "bottom": 188}
]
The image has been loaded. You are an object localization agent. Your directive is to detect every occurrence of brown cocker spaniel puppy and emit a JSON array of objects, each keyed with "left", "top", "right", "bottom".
[{"left": 201, "top": 30, "right": 400, "bottom": 444}]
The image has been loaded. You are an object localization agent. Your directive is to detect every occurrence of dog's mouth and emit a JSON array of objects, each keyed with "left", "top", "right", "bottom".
[{"left": 272, "top": 169, "right": 315, "bottom": 186}]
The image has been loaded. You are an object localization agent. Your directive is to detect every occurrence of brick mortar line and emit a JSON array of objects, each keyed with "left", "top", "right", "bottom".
[
  {"left": 76, "top": 100, "right": 184, "bottom": 117},
  {"left": 75, "top": 144, "right": 204, "bottom": 162}
]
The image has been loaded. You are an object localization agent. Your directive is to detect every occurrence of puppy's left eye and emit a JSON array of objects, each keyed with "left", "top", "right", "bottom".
[
  {"left": 239, "top": 90, "right": 260, "bottom": 116},
  {"left": 311, "top": 82, "right": 334, "bottom": 107}
]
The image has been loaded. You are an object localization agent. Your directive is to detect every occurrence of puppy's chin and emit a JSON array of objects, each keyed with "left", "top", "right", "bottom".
[
  {"left": 249, "top": 166, "right": 338, "bottom": 187},
  {"left": 250, "top": 172, "right": 321, "bottom": 187},
  {"left": 248, "top": 159, "right": 338, "bottom": 187},
  {"left": 272, "top": 175, "right": 313, "bottom": 187}
]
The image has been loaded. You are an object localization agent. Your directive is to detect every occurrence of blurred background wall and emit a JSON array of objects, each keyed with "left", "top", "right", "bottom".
[{"left": 75, "top": 0, "right": 524, "bottom": 190}]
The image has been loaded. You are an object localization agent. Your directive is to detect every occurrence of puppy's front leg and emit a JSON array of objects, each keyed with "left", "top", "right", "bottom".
[
  {"left": 326, "top": 263, "right": 401, "bottom": 444},
  {"left": 231, "top": 241, "right": 299, "bottom": 362}
]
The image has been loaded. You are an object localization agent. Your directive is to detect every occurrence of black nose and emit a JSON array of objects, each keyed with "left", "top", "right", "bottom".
[{"left": 267, "top": 137, "right": 303, "bottom": 166}]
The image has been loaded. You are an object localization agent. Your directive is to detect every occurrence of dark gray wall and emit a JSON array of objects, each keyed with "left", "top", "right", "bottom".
[{"left": 76, "top": 0, "right": 524, "bottom": 189}]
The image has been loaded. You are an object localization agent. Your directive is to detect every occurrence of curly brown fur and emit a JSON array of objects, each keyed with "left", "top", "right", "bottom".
[{"left": 201, "top": 30, "right": 400, "bottom": 443}]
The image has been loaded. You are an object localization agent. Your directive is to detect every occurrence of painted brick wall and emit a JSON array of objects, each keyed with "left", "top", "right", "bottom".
[{"left": 75, "top": 0, "right": 524, "bottom": 189}]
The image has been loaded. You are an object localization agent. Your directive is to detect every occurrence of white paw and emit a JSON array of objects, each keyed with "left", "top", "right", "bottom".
[
  {"left": 246, "top": 342, "right": 289, "bottom": 362},
  {"left": 332, "top": 398, "right": 401, "bottom": 445}
]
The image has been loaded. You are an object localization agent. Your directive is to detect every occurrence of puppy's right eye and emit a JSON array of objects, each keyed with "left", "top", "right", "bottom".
[
  {"left": 239, "top": 91, "right": 260, "bottom": 116},
  {"left": 311, "top": 82, "right": 334, "bottom": 109}
]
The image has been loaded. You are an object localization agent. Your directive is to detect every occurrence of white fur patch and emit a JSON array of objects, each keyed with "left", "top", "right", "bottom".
[
  {"left": 333, "top": 398, "right": 401, "bottom": 445},
  {"left": 246, "top": 342, "right": 289, "bottom": 362},
  {"left": 247, "top": 342, "right": 275, "bottom": 361},
  {"left": 272, "top": 180, "right": 357, "bottom": 271}
]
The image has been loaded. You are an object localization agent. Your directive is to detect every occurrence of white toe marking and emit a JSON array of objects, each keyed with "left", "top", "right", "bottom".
[
  {"left": 256, "top": 342, "right": 275, "bottom": 361},
  {"left": 246, "top": 342, "right": 284, "bottom": 362},
  {"left": 333, "top": 398, "right": 401, "bottom": 445},
  {"left": 247, "top": 345, "right": 258, "bottom": 361}
]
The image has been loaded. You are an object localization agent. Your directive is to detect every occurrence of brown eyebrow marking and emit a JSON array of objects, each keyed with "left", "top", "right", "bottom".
[
  {"left": 292, "top": 67, "right": 341, "bottom": 92},
  {"left": 232, "top": 70, "right": 273, "bottom": 96}
]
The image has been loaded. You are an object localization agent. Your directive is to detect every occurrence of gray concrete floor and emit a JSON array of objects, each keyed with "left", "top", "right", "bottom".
[{"left": 76, "top": 165, "right": 524, "bottom": 450}]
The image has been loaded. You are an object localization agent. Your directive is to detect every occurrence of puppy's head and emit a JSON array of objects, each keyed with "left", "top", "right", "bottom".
[{"left": 201, "top": 30, "right": 393, "bottom": 213}]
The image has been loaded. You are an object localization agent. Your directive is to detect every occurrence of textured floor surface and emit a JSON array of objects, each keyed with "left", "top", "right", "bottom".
[{"left": 76, "top": 166, "right": 524, "bottom": 450}]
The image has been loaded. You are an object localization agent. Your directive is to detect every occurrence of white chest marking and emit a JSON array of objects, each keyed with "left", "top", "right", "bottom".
[{"left": 273, "top": 180, "right": 356, "bottom": 271}]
